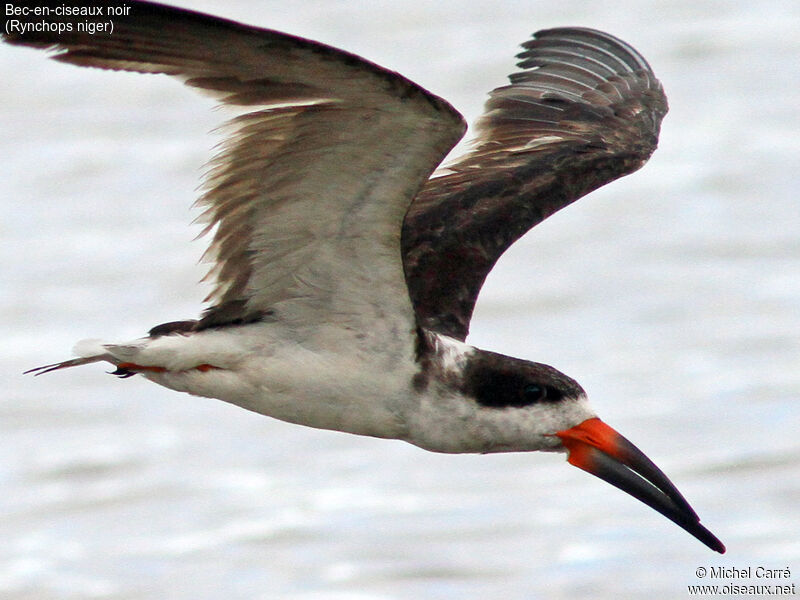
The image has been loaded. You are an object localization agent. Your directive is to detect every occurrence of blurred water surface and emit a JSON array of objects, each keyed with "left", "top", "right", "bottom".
[{"left": 1, "top": 1, "right": 799, "bottom": 598}]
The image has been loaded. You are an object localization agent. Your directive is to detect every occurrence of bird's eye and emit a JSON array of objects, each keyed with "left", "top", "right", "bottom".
[{"left": 523, "top": 384, "right": 547, "bottom": 402}]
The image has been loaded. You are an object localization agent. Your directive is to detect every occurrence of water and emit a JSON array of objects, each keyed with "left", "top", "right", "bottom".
[{"left": 2, "top": 1, "right": 799, "bottom": 598}]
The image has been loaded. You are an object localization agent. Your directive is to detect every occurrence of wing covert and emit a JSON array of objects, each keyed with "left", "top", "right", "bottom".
[{"left": 403, "top": 28, "right": 668, "bottom": 340}]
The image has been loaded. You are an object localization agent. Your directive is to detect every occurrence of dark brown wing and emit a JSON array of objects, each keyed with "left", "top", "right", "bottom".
[{"left": 402, "top": 28, "right": 668, "bottom": 340}]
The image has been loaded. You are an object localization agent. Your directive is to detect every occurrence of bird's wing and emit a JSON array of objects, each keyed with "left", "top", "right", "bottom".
[
  {"left": 4, "top": 1, "right": 465, "bottom": 336},
  {"left": 403, "top": 28, "right": 667, "bottom": 340}
]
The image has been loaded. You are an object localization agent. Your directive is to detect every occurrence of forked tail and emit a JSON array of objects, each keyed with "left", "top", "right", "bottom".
[
  {"left": 24, "top": 339, "right": 116, "bottom": 376},
  {"left": 25, "top": 355, "right": 111, "bottom": 376}
]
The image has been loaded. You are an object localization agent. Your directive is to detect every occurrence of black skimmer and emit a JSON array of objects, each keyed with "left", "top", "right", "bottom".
[{"left": 7, "top": 1, "right": 724, "bottom": 553}]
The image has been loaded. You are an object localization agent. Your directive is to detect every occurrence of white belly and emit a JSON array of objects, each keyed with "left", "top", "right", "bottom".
[{"left": 116, "top": 322, "right": 416, "bottom": 441}]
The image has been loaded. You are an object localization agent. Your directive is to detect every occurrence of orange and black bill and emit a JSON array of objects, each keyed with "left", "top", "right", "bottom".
[{"left": 556, "top": 418, "right": 725, "bottom": 553}]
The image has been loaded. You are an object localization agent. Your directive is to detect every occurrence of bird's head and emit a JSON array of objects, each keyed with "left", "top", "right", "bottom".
[{"left": 410, "top": 332, "right": 725, "bottom": 553}]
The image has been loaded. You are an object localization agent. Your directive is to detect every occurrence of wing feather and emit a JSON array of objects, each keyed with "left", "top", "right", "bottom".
[
  {"left": 403, "top": 28, "right": 668, "bottom": 340},
  {"left": 4, "top": 1, "right": 466, "bottom": 336}
]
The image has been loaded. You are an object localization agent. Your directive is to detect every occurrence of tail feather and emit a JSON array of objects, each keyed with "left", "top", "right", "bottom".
[
  {"left": 25, "top": 338, "right": 117, "bottom": 376},
  {"left": 25, "top": 355, "right": 111, "bottom": 376}
]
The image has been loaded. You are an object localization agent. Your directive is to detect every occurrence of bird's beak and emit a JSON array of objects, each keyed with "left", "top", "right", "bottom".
[{"left": 555, "top": 417, "right": 725, "bottom": 553}]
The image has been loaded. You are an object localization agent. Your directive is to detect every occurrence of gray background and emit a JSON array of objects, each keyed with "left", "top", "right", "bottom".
[{"left": 2, "top": 1, "right": 798, "bottom": 598}]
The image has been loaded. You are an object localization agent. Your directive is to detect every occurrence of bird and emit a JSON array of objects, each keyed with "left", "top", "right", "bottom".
[{"left": 6, "top": 1, "right": 724, "bottom": 553}]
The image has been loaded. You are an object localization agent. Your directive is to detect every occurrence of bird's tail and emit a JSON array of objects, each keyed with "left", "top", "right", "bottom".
[{"left": 24, "top": 339, "right": 117, "bottom": 376}]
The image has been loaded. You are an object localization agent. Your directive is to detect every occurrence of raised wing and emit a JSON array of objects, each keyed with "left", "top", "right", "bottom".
[
  {"left": 403, "top": 28, "right": 668, "bottom": 340},
  {"left": 4, "top": 1, "right": 465, "bottom": 336}
]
